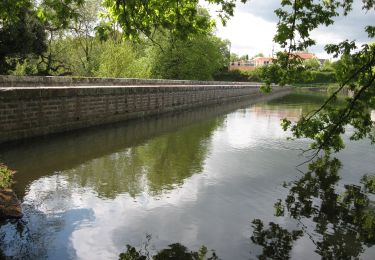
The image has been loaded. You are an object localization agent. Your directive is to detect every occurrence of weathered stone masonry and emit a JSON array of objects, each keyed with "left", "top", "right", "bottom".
[{"left": 0, "top": 76, "right": 290, "bottom": 143}]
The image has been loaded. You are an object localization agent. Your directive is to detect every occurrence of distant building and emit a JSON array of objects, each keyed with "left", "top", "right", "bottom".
[
  {"left": 253, "top": 57, "right": 273, "bottom": 67},
  {"left": 292, "top": 52, "right": 316, "bottom": 60},
  {"left": 228, "top": 57, "right": 273, "bottom": 71},
  {"left": 291, "top": 52, "right": 326, "bottom": 66},
  {"left": 228, "top": 60, "right": 256, "bottom": 71},
  {"left": 228, "top": 51, "right": 320, "bottom": 71}
]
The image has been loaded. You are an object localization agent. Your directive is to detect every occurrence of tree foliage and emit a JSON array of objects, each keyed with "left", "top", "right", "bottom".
[
  {"left": 1, "top": 0, "right": 232, "bottom": 79},
  {"left": 37, "top": 0, "right": 85, "bottom": 30},
  {"left": 260, "top": 0, "right": 375, "bottom": 158},
  {"left": 102, "top": 0, "right": 247, "bottom": 41},
  {"left": 148, "top": 33, "right": 230, "bottom": 80},
  {"left": 0, "top": 0, "right": 87, "bottom": 74},
  {"left": 303, "top": 58, "right": 321, "bottom": 71},
  {"left": 95, "top": 41, "right": 149, "bottom": 78},
  {"left": 0, "top": 2, "right": 46, "bottom": 73}
]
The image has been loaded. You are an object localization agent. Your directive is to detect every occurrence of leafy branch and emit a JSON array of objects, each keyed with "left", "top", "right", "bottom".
[{"left": 264, "top": 0, "right": 375, "bottom": 163}]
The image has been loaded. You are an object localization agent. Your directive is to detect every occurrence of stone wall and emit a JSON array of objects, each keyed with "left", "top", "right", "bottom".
[
  {"left": 0, "top": 76, "right": 289, "bottom": 144},
  {"left": 0, "top": 75, "right": 259, "bottom": 87}
]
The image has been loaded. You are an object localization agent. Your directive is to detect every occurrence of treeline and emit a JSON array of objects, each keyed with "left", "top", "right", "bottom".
[
  {"left": 1, "top": 0, "right": 230, "bottom": 81},
  {"left": 11, "top": 31, "right": 230, "bottom": 81}
]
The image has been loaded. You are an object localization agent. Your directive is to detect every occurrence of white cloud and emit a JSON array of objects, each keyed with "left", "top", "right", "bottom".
[
  {"left": 215, "top": 12, "right": 277, "bottom": 57},
  {"left": 201, "top": 0, "right": 375, "bottom": 59}
]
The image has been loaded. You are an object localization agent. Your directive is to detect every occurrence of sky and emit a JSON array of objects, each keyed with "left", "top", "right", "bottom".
[{"left": 200, "top": 0, "right": 375, "bottom": 59}]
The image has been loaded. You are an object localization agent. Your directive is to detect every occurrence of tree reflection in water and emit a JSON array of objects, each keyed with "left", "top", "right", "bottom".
[
  {"left": 251, "top": 155, "right": 375, "bottom": 259},
  {"left": 251, "top": 220, "right": 303, "bottom": 260},
  {"left": 119, "top": 235, "right": 219, "bottom": 260},
  {"left": 62, "top": 116, "right": 224, "bottom": 199}
]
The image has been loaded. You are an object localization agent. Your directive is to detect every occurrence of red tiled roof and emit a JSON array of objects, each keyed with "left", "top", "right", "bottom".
[
  {"left": 293, "top": 52, "right": 316, "bottom": 59},
  {"left": 253, "top": 57, "right": 273, "bottom": 62}
]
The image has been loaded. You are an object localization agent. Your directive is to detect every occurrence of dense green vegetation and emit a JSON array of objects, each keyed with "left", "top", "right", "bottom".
[
  {"left": 1, "top": 0, "right": 233, "bottom": 80},
  {"left": 300, "top": 59, "right": 337, "bottom": 84},
  {"left": 1, "top": 0, "right": 346, "bottom": 83},
  {"left": 11, "top": 28, "right": 231, "bottom": 80},
  {"left": 213, "top": 68, "right": 263, "bottom": 82}
]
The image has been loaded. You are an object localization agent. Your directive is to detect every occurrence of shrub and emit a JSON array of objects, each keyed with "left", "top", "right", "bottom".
[
  {"left": 8, "top": 57, "right": 39, "bottom": 76},
  {"left": 213, "top": 69, "right": 248, "bottom": 81},
  {"left": 309, "top": 71, "right": 337, "bottom": 83},
  {"left": 213, "top": 68, "right": 263, "bottom": 82},
  {"left": 0, "top": 164, "right": 14, "bottom": 189}
]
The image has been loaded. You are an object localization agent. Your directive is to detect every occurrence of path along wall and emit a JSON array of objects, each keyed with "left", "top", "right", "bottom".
[{"left": 0, "top": 76, "right": 290, "bottom": 143}]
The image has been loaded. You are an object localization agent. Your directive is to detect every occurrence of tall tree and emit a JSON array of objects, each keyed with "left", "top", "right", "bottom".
[
  {"left": 36, "top": 0, "right": 85, "bottom": 75},
  {"left": 69, "top": 0, "right": 102, "bottom": 75},
  {"left": 148, "top": 33, "right": 230, "bottom": 80},
  {"left": 252, "top": 53, "right": 264, "bottom": 59},
  {"left": 0, "top": 1, "right": 46, "bottom": 73}
]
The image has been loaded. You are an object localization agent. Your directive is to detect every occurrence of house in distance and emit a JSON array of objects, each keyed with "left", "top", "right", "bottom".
[{"left": 229, "top": 52, "right": 322, "bottom": 72}]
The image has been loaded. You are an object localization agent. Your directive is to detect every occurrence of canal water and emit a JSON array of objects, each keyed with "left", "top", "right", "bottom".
[{"left": 0, "top": 91, "right": 374, "bottom": 259}]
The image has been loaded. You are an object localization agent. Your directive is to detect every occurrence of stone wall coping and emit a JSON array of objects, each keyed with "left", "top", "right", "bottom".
[
  {"left": 0, "top": 75, "right": 264, "bottom": 87},
  {"left": 0, "top": 84, "right": 278, "bottom": 100},
  {"left": 0, "top": 84, "right": 262, "bottom": 91}
]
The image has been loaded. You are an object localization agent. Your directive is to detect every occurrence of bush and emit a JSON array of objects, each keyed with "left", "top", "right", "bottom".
[
  {"left": 0, "top": 164, "right": 14, "bottom": 189},
  {"left": 245, "top": 69, "right": 263, "bottom": 82},
  {"left": 213, "top": 70, "right": 248, "bottom": 81},
  {"left": 309, "top": 71, "right": 337, "bottom": 83},
  {"left": 8, "top": 57, "right": 39, "bottom": 76},
  {"left": 293, "top": 71, "right": 337, "bottom": 85},
  {"left": 213, "top": 69, "right": 263, "bottom": 82}
]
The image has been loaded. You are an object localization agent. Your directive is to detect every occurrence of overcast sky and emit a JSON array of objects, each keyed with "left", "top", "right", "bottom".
[{"left": 200, "top": 0, "right": 375, "bottom": 59}]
